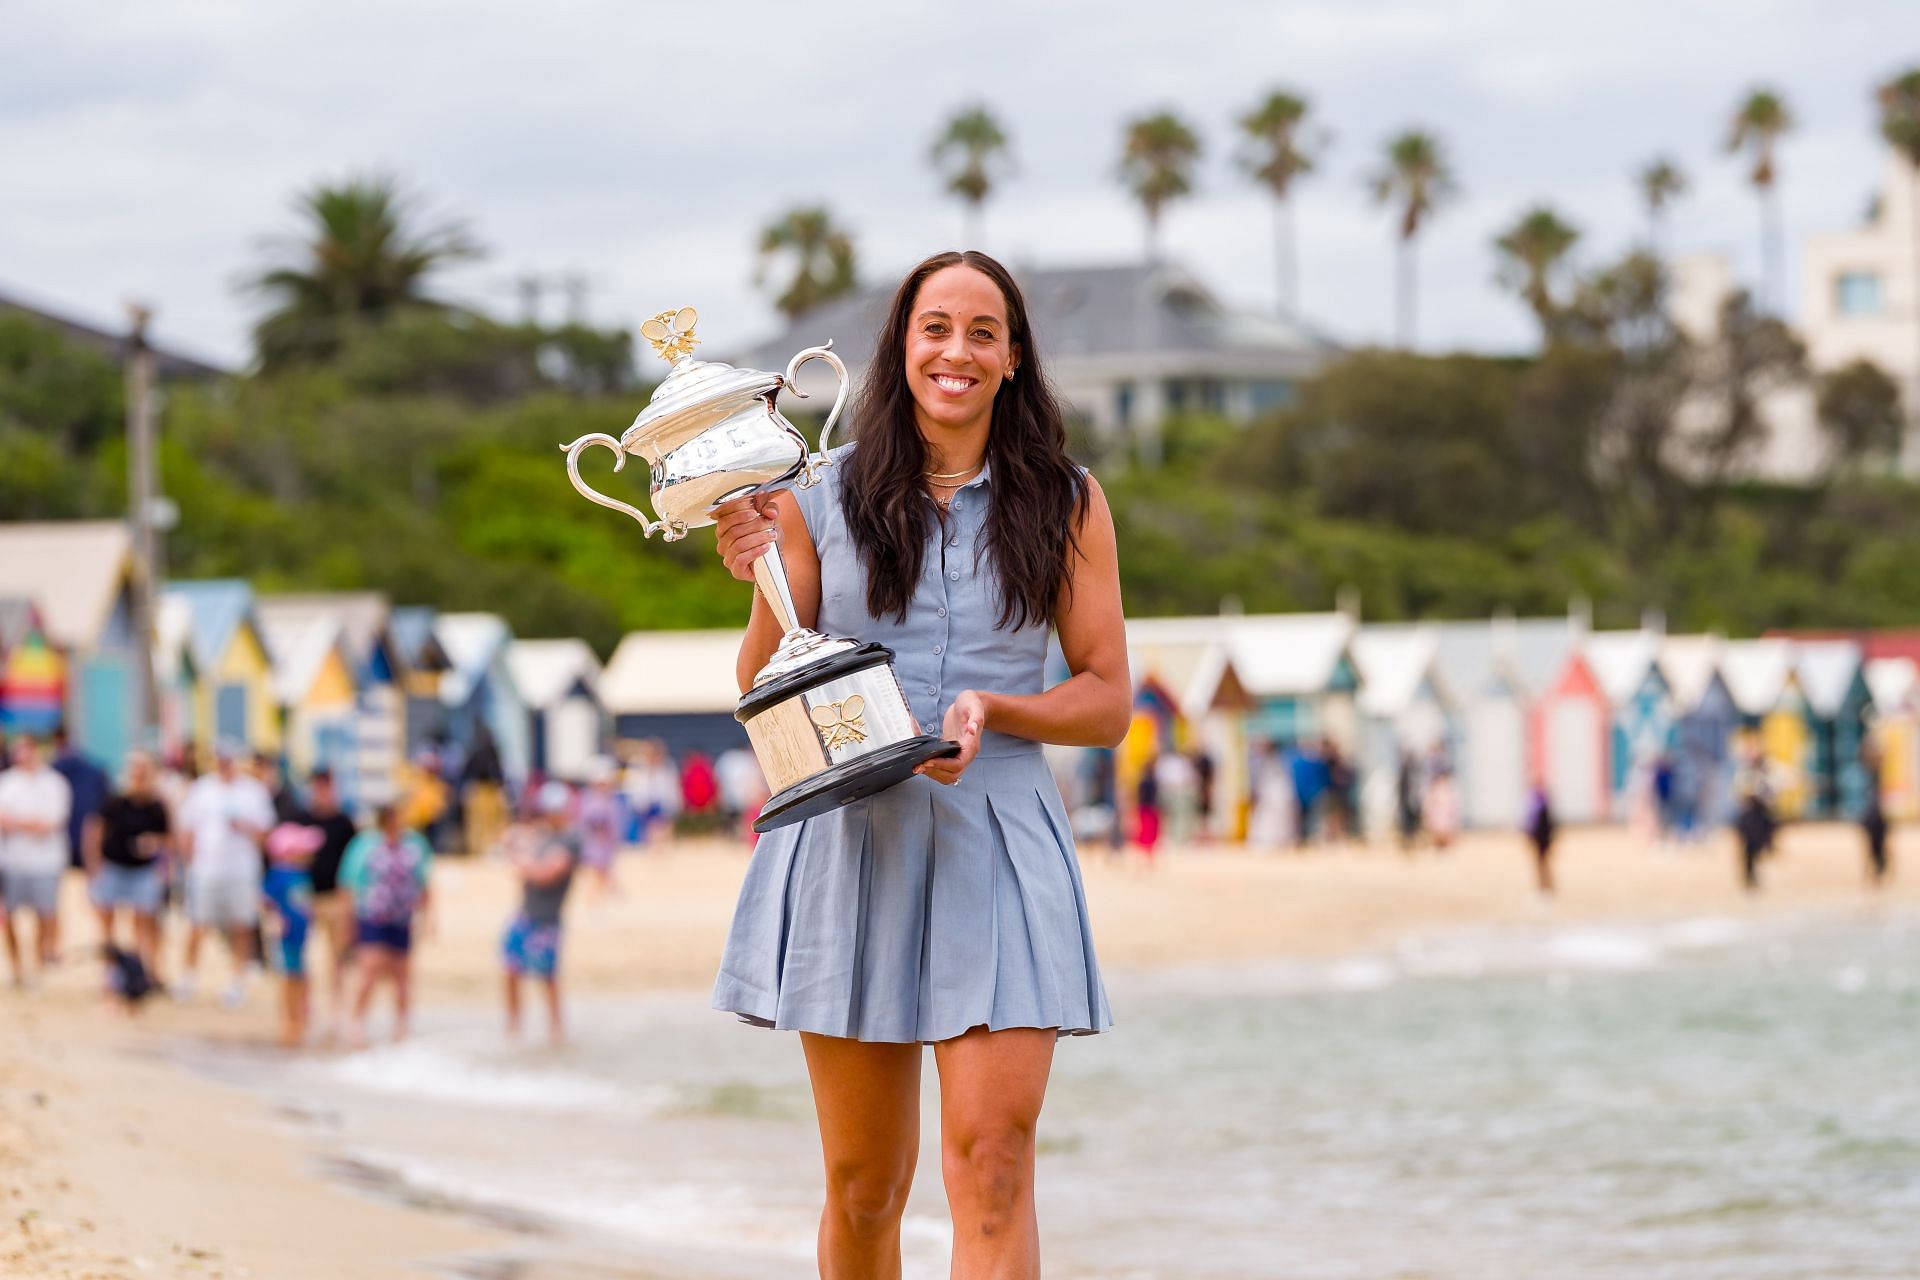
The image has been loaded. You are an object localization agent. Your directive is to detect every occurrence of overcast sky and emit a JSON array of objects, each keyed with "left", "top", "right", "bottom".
[{"left": 2, "top": 0, "right": 1908, "bottom": 369}]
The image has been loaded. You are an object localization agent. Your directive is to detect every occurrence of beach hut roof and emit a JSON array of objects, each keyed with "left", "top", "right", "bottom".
[
  {"left": 388, "top": 606, "right": 451, "bottom": 673},
  {"left": 506, "top": 638, "right": 604, "bottom": 710},
  {"left": 1865, "top": 657, "right": 1918, "bottom": 714},
  {"left": 1352, "top": 627, "right": 1447, "bottom": 718},
  {"left": 1123, "top": 616, "right": 1235, "bottom": 716},
  {"left": 154, "top": 595, "right": 194, "bottom": 677},
  {"left": 257, "top": 592, "right": 393, "bottom": 671},
  {"left": 1218, "top": 612, "right": 1355, "bottom": 698},
  {"left": 1657, "top": 635, "right": 1724, "bottom": 713},
  {"left": 256, "top": 610, "right": 348, "bottom": 707},
  {"left": 1794, "top": 640, "right": 1864, "bottom": 719},
  {"left": 602, "top": 629, "right": 744, "bottom": 715},
  {"left": 1582, "top": 630, "right": 1662, "bottom": 707},
  {"left": 164, "top": 579, "right": 264, "bottom": 671},
  {"left": 1718, "top": 639, "right": 1795, "bottom": 716},
  {"left": 0, "top": 520, "right": 131, "bottom": 650},
  {"left": 1504, "top": 621, "right": 1584, "bottom": 701},
  {"left": 434, "top": 612, "right": 515, "bottom": 707}
]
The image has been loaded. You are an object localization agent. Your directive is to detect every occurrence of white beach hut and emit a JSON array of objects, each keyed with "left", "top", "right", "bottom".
[
  {"left": 434, "top": 612, "right": 531, "bottom": 785},
  {"left": 1582, "top": 630, "right": 1669, "bottom": 823},
  {"left": 601, "top": 628, "right": 752, "bottom": 759},
  {"left": 1352, "top": 626, "right": 1454, "bottom": 840},
  {"left": 506, "top": 638, "right": 607, "bottom": 782}
]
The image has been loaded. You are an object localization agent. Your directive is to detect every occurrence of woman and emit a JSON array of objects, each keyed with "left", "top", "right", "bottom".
[
  {"left": 338, "top": 804, "right": 433, "bottom": 1046},
  {"left": 710, "top": 250, "right": 1129, "bottom": 1277}
]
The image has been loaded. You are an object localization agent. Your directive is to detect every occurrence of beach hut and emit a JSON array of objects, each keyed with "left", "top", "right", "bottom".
[
  {"left": 153, "top": 594, "right": 199, "bottom": 756},
  {"left": 1658, "top": 636, "right": 1740, "bottom": 829},
  {"left": 1794, "top": 641, "right": 1872, "bottom": 819},
  {"left": 0, "top": 598, "right": 65, "bottom": 736},
  {"left": 1352, "top": 626, "right": 1455, "bottom": 840},
  {"left": 256, "top": 606, "right": 359, "bottom": 786},
  {"left": 1426, "top": 622, "right": 1527, "bottom": 829},
  {"left": 1119, "top": 616, "right": 1251, "bottom": 836},
  {"left": 389, "top": 605, "right": 455, "bottom": 755},
  {"left": 1865, "top": 657, "right": 1920, "bottom": 821},
  {"left": 506, "top": 638, "right": 607, "bottom": 782},
  {"left": 1506, "top": 621, "right": 1609, "bottom": 826},
  {"left": 165, "top": 579, "right": 280, "bottom": 760},
  {"left": 433, "top": 612, "right": 531, "bottom": 786},
  {"left": 600, "top": 628, "right": 751, "bottom": 759},
  {"left": 1582, "top": 630, "right": 1671, "bottom": 822},
  {"left": 1719, "top": 638, "right": 1805, "bottom": 811},
  {"left": 0, "top": 521, "right": 139, "bottom": 764},
  {"left": 259, "top": 593, "right": 410, "bottom": 808}
]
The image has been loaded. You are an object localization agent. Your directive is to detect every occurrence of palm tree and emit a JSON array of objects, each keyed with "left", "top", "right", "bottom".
[
  {"left": 755, "top": 206, "right": 858, "bottom": 321},
  {"left": 1118, "top": 112, "right": 1202, "bottom": 262},
  {"left": 1726, "top": 87, "right": 1794, "bottom": 314},
  {"left": 1878, "top": 67, "right": 1920, "bottom": 434},
  {"left": 1637, "top": 157, "right": 1687, "bottom": 260},
  {"left": 931, "top": 106, "right": 1012, "bottom": 249},
  {"left": 1368, "top": 130, "right": 1457, "bottom": 348},
  {"left": 1238, "top": 89, "right": 1324, "bottom": 316},
  {"left": 1493, "top": 205, "right": 1580, "bottom": 340},
  {"left": 248, "top": 174, "right": 482, "bottom": 368}
]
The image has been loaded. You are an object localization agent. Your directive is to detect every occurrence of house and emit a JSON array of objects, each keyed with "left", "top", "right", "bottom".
[
  {"left": 0, "top": 598, "right": 64, "bottom": 736},
  {"left": 1865, "top": 657, "right": 1920, "bottom": 820},
  {"left": 505, "top": 638, "right": 607, "bottom": 782},
  {"left": 1793, "top": 640, "right": 1872, "bottom": 819},
  {"left": 600, "top": 628, "right": 751, "bottom": 759},
  {"left": 1658, "top": 636, "right": 1740, "bottom": 829},
  {"left": 255, "top": 605, "right": 359, "bottom": 788},
  {"left": 1506, "top": 620, "right": 1610, "bottom": 826},
  {"left": 259, "top": 593, "right": 412, "bottom": 807},
  {"left": 389, "top": 606, "right": 455, "bottom": 755},
  {"left": 165, "top": 580, "right": 279, "bottom": 760},
  {"left": 1351, "top": 626, "right": 1455, "bottom": 840},
  {"left": 1582, "top": 630, "right": 1671, "bottom": 822},
  {"left": 0, "top": 521, "right": 139, "bottom": 764},
  {"left": 1117, "top": 616, "right": 1248, "bottom": 836},
  {"left": 433, "top": 612, "right": 531, "bottom": 786},
  {"left": 729, "top": 261, "right": 1336, "bottom": 462},
  {"left": 0, "top": 288, "right": 227, "bottom": 381}
]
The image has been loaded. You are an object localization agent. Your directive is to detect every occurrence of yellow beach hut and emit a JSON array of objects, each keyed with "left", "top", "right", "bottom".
[
  {"left": 1866, "top": 658, "right": 1920, "bottom": 821},
  {"left": 256, "top": 604, "right": 358, "bottom": 785},
  {"left": 165, "top": 580, "right": 279, "bottom": 760}
]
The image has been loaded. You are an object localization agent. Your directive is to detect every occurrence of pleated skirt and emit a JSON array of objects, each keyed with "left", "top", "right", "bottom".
[{"left": 710, "top": 747, "right": 1112, "bottom": 1044}]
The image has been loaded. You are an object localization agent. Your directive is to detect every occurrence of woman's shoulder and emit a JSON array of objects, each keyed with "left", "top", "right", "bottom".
[{"left": 789, "top": 440, "right": 858, "bottom": 533}]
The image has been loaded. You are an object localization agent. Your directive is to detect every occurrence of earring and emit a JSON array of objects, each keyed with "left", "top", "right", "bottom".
[{"left": 1007, "top": 370, "right": 1016, "bottom": 382}]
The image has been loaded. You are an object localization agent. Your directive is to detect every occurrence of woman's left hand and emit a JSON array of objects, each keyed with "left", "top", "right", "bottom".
[{"left": 916, "top": 690, "right": 988, "bottom": 786}]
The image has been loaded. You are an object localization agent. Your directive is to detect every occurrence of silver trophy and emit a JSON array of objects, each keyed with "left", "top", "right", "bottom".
[{"left": 561, "top": 306, "right": 958, "bottom": 831}]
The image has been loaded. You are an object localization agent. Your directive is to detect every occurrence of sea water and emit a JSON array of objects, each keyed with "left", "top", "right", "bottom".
[{"left": 191, "top": 908, "right": 1920, "bottom": 1279}]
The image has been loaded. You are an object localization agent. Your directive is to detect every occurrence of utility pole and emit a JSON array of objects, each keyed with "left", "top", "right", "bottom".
[{"left": 125, "top": 304, "right": 159, "bottom": 746}]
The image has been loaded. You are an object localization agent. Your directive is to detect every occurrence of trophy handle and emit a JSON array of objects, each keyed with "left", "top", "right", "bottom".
[
  {"left": 559, "top": 434, "right": 682, "bottom": 540},
  {"left": 782, "top": 342, "right": 849, "bottom": 488}
]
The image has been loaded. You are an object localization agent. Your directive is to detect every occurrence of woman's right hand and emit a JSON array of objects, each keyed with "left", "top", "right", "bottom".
[{"left": 712, "top": 493, "right": 783, "bottom": 583}]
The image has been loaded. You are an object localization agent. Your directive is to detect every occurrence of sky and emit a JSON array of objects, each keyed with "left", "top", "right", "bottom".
[{"left": 2, "top": 0, "right": 1909, "bottom": 370}]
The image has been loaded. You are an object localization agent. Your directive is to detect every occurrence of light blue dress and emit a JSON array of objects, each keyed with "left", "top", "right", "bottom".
[{"left": 710, "top": 444, "right": 1113, "bottom": 1044}]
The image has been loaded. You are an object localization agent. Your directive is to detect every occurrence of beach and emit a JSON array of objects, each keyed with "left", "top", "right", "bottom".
[{"left": 1, "top": 821, "right": 1914, "bottom": 1279}]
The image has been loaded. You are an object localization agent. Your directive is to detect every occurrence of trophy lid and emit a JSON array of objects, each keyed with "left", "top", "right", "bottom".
[{"left": 624, "top": 306, "right": 785, "bottom": 453}]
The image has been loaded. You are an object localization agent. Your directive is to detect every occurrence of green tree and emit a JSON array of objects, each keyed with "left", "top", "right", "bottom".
[
  {"left": 1690, "top": 289, "right": 1806, "bottom": 486},
  {"left": 755, "top": 206, "right": 859, "bottom": 322},
  {"left": 1818, "top": 358, "right": 1905, "bottom": 473},
  {"left": 248, "top": 174, "right": 483, "bottom": 369},
  {"left": 1726, "top": 88, "right": 1794, "bottom": 314},
  {"left": 1637, "top": 157, "right": 1687, "bottom": 259},
  {"left": 930, "top": 105, "right": 1012, "bottom": 249},
  {"left": 1237, "top": 89, "right": 1323, "bottom": 315},
  {"left": 1492, "top": 205, "right": 1581, "bottom": 340},
  {"left": 1369, "top": 130, "right": 1457, "bottom": 348},
  {"left": 1878, "top": 66, "right": 1920, "bottom": 440},
  {"left": 0, "top": 312, "right": 125, "bottom": 452},
  {"left": 1118, "top": 111, "right": 1202, "bottom": 262}
]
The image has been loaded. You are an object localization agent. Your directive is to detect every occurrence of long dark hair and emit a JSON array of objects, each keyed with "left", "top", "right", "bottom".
[{"left": 840, "top": 250, "right": 1088, "bottom": 629}]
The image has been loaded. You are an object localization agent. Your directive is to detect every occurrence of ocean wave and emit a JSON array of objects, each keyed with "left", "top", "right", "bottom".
[{"left": 329, "top": 1041, "right": 642, "bottom": 1113}]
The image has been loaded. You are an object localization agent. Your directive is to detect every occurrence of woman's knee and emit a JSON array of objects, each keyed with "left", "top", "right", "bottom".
[
  {"left": 824, "top": 1156, "right": 913, "bottom": 1230},
  {"left": 943, "top": 1120, "right": 1036, "bottom": 1217}
]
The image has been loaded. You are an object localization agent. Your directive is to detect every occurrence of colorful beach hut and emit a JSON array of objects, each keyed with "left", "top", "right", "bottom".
[
  {"left": 1794, "top": 641, "right": 1871, "bottom": 819},
  {"left": 164, "top": 579, "right": 280, "bottom": 760},
  {"left": 1865, "top": 658, "right": 1920, "bottom": 821},
  {"left": 1582, "top": 630, "right": 1670, "bottom": 823},
  {"left": 434, "top": 612, "right": 532, "bottom": 787},
  {"left": 506, "top": 638, "right": 607, "bottom": 782},
  {"left": 259, "top": 592, "right": 409, "bottom": 809},
  {"left": 389, "top": 605, "right": 455, "bottom": 754},
  {"left": 256, "top": 607, "right": 358, "bottom": 786},
  {"left": 0, "top": 598, "right": 65, "bottom": 736},
  {"left": 1507, "top": 620, "right": 1609, "bottom": 826},
  {"left": 1719, "top": 639, "right": 1804, "bottom": 811},
  {"left": 1352, "top": 626, "right": 1455, "bottom": 840},
  {"left": 152, "top": 594, "right": 199, "bottom": 755},
  {"left": 601, "top": 628, "right": 751, "bottom": 758},
  {"left": 1120, "top": 616, "right": 1248, "bottom": 837},
  {"left": 1658, "top": 636, "right": 1739, "bottom": 829},
  {"left": 0, "top": 521, "right": 138, "bottom": 764}
]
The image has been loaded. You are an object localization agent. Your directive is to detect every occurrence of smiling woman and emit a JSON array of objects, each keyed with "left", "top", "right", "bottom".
[{"left": 707, "top": 249, "right": 1131, "bottom": 1277}]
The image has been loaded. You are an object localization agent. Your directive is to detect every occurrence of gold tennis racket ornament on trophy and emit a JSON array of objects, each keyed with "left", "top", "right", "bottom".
[{"left": 559, "top": 307, "right": 960, "bottom": 831}]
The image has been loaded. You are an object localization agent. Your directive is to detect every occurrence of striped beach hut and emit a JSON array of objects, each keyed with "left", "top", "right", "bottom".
[
  {"left": 1865, "top": 658, "right": 1920, "bottom": 821},
  {"left": 434, "top": 612, "right": 531, "bottom": 786},
  {"left": 506, "top": 638, "right": 607, "bottom": 783},
  {"left": 0, "top": 521, "right": 138, "bottom": 764},
  {"left": 0, "top": 598, "right": 64, "bottom": 736},
  {"left": 1508, "top": 620, "right": 1610, "bottom": 826},
  {"left": 1582, "top": 630, "right": 1670, "bottom": 822},
  {"left": 165, "top": 579, "right": 279, "bottom": 760},
  {"left": 1794, "top": 640, "right": 1871, "bottom": 819},
  {"left": 256, "top": 606, "right": 359, "bottom": 787},
  {"left": 600, "top": 628, "right": 751, "bottom": 758}
]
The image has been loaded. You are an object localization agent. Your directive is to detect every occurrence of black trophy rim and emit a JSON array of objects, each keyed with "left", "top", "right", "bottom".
[
  {"left": 752, "top": 735, "right": 963, "bottom": 833},
  {"left": 735, "top": 641, "right": 897, "bottom": 723}
]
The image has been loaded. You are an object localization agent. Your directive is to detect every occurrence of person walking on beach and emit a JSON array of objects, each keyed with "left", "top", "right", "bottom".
[
  {"left": 576, "top": 760, "right": 622, "bottom": 897},
  {"left": 86, "top": 750, "right": 172, "bottom": 986},
  {"left": 177, "top": 745, "right": 275, "bottom": 1006},
  {"left": 298, "top": 769, "right": 361, "bottom": 1039},
  {"left": 1523, "top": 779, "right": 1558, "bottom": 898},
  {"left": 709, "top": 250, "right": 1126, "bottom": 1277},
  {"left": 1247, "top": 739, "right": 1296, "bottom": 851},
  {"left": 340, "top": 804, "right": 434, "bottom": 1046},
  {"left": 1861, "top": 778, "right": 1890, "bottom": 889},
  {"left": 502, "top": 782, "right": 580, "bottom": 1045},
  {"left": 263, "top": 815, "right": 324, "bottom": 1046},
  {"left": 1134, "top": 753, "right": 1163, "bottom": 865},
  {"left": 1395, "top": 749, "right": 1424, "bottom": 853},
  {"left": 1735, "top": 784, "right": 1776, "bottom": 893},
  {"left": 1424, "top": 758, "right": 1461, "bottom": 851},
  {"left": 0, "top": 736, "right": 73, "bottom": 985},
  {"left": 50, "top": 730, "right": 107, "bottom": 875}
]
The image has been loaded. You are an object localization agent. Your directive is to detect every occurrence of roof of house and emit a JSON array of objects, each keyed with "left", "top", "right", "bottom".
[
  {"left": 1353, "top": 626, "right": 1448, "bottom": 718},
  {"left": 256, "top": 610, "right": 349, "bottom": 707},
  {"left": 1582, "top": 630, "right": 1664, "bottom": 707},
  {"left": 256, "top": 592, "right": 394, "bottom": 671},
  {"left": 155, "top": 594, "right": 194, "bottom": 677},
  {"left": 726, "top": 261, "right": 1338, "bottom": 392},
  {"left": 433, "top": 612, "right": 517, "bottom": 707},
  {"left": 1719, "top": 638, "right": 1796, "bottom": 716},
  {"left": 0, "top": 288, "right": 227, "bottom": 381},
  {"left": 601, "top": 629, "right": 744, "bottom": 716},
  {"left": 1865, "top": 657, "right": 1917, "bottom": 713},
  {"left": 1209, "top": 612, "right": 1355, "bottom": 700},
  {"left": 1767, "top": 628, "right": 1920, "bottom": 666},
  {"left": 1657, "top": 635, "right": 1725, "bottom": 713},
  {"left": 505, "top": 638, "right": 603, "bottom": 710},
  {"left": 1794, "top": 640, "right": 1864, "bottom": 719},
  {"left": 164, "top": 580, "right": 263, "bottom": 672},
  {"left": 0, "top": 521, "right": 132, "bottom": 650},
  {"left": 1123, "top": 616, "right": 1235, "bottom": 716},
  {"left": 387, "top": 606, "right": 449, "bottom": 672}
]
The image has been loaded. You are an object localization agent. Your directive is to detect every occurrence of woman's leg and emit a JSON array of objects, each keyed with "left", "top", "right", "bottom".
[
  {"left": 933, "top": 1026, "right": 1056, "bottom": 1279},
  {"left": 800, "top": 1032, "right": 922, "bottom": 1280}
]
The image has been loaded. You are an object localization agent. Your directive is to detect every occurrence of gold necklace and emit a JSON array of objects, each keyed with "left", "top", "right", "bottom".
[{"left": 923, "top": 463, "right": 982, "bottom": 479}]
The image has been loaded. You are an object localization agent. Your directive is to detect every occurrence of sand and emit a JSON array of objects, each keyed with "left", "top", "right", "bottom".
[{"left": 0, "top": 820, "right": 1912, "bottom": 1278}]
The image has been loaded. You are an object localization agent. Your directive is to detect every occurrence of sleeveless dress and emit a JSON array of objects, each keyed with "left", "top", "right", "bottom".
[{"left": 710, "top": 445, "right": 1113, "bottom": 1044}]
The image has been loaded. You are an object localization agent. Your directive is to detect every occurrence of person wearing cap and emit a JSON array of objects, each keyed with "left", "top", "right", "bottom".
[
  {"left": 177, "top": 742, "right": 277, "bottom": 1006},
  {"left": 0, "top": 736, "right": 74, "bottom": 986},
  {"left": 339, "top": 803, "right": 434, "bottom": 1046},
  {"left": 502, "top": 780, "right": 580, "bottom": 1045}
]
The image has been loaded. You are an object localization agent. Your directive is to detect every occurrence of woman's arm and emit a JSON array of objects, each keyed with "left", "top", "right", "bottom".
[
  {"left": 713, "top": 491, "right": 821, "bottom": 693},
  {"left": 917, "top": 476, "right": 1131, "bottom": 784}
]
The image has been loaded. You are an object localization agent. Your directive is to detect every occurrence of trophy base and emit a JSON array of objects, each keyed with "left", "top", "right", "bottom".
[{"left": 753, "top": 735, "right": 962, "bottom": 833}]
